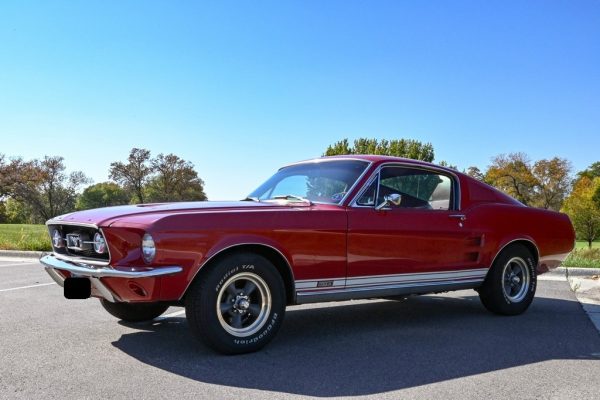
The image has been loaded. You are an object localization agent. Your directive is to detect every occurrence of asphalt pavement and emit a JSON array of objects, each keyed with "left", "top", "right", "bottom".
[{"left": 1, "top": 257, "right": 599, "bottom": 400}]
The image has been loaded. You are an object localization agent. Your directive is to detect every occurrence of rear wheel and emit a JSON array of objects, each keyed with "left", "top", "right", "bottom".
[
  {"left": 478, "top": 244, "right": 537, "bottom": 315},
  {"left": 100, "top": 299, "right": 169, "bottom": 322},
  {"left": 185, "top": 252, "right": 286, "bottom": 355}
]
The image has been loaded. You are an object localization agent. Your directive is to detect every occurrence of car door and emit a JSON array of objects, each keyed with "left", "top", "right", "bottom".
[{"left": 346, "top": 164, "right": 487, "bottom": 290}]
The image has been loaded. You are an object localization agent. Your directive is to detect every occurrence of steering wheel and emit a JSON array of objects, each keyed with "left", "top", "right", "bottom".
[{"left": 330, "top": 192, "right": 346, "bottom": 202}]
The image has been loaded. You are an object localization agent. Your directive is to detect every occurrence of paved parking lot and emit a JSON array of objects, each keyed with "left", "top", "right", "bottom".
[{"left": 1, "top": 257, "right": 600, "bottom": 400}]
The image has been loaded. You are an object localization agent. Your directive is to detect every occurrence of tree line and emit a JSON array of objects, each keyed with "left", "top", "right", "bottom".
[
  {"left": 1, "top": 138, "right": 598, "bottom": 248},
  {"left": 0, "top": 148, "right": 206, "bottom": 224}
]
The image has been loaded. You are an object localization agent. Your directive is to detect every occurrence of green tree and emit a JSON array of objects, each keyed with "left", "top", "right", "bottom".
[
  {"left": 438, "top": 161, "right": 458, "bottom": 170},
  {"left": 76, "top": 182, "right": 131, "bottom": 210},
  {"left": 465, "top": 166, "right": 485, "bottom": 181},
  {"left": 576, "top": 161, "right": 600, "bottom": 182},
  {"left": 324, "top": 138, "right": 435, "bottom": 162},
  {"left": 561, "top": 177, "right": 600, "bottom": 248},
  {"left": 145, "top": 153, "right": 207, "bottom": 202},
  {"left": 3, "top": 198, "right": 34, "bottom": 224},
  {"left": 109, "top": 148, "right": 153, "bottom": 204}
]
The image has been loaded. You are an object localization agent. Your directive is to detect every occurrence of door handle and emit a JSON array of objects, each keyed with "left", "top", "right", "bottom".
[{"left": 449, "top": 214, "right": 467, "bottom": 221}]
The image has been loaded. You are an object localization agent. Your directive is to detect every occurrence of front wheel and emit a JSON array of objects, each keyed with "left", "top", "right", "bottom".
[
  {"left": 478, "top": 244, "right": 537, "bottom": 315},
  {"left": 185, "top": 252, "right": 286, "bottom": 354},
  {"left": 100, "top": 299, "right": 169, "bottom": 322}
]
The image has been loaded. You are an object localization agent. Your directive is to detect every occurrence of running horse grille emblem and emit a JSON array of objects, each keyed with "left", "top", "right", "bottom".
[
  {"left": 66, "top": 234, "right": 82, "bottom": 250},
  {"left": 65, "top": 233, "right": 92, "bottom": 251}
]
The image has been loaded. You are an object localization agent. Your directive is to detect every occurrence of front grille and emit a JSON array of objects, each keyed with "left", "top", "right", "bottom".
[{"left": 47, "top": 224, "right": 110, "bottom": 262}]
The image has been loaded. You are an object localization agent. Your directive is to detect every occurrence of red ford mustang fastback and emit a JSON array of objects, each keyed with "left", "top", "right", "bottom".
[{"left": 41, "top": 155, "right": 575, "bottom": 354}]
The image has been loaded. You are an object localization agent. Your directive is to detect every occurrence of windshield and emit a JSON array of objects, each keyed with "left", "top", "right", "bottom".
[{"left": 248, "top": 160, "right": 369, "bottom": 205}]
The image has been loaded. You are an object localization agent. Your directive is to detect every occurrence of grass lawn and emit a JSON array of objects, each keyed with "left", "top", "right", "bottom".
[
  {"left": 560, "top": 241, "right": 600, "bottom": 269},
  {"left": 0, "top": 224, "right": 51, "bottom": 251},
  {"left": 575, "top": 241, "right": 600, "bottom": 249}
]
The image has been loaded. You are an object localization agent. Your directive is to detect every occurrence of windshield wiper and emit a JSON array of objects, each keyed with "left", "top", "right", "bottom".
[
  {"left": 272, "top": 195, "right": 313, "bottom": 205},
  {"left": 241, "top": 196, "right": 260, "bottom": 202}
]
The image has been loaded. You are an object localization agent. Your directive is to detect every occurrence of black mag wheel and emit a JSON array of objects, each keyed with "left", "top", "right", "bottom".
[
  {"left": 501, "top": 257, "right": 531, "bottom": 303},
  {"left": 185, "top": 252, "right": 286, "bottom": 355},
  {"left": 478, "top": 243, "right": 537, "bottom": 316},
  {"left": 100, "top": 299, "right": 169, "bottom": 322}
]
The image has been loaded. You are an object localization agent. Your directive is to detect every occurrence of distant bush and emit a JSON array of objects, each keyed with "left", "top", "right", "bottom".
[{"left": 563, "top": 248, "right": 600, "bottom": 268}]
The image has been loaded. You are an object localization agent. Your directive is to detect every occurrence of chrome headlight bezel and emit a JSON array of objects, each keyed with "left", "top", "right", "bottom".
[
  {"left": 93, "top": 232, "right": 106, "bottom": 254},
  {"left": 141, "top": 233, "right": 156, "bottom": 264},
  {"left": 52, "top": 229, "right": 63, "bottom": 248}
]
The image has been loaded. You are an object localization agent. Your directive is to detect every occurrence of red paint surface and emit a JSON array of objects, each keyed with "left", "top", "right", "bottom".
[{"left": 50, "top": 156, "right": 575, "bottom": 303}]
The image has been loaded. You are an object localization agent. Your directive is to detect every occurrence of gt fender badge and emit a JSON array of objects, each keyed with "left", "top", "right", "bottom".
[{"left": 316, "top": 280, "right": 334, "bottom": 288}]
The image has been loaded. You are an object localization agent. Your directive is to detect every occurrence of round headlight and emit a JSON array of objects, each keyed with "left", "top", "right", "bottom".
[
  {"left": 52, "top": 229, "right": 63, "bottom": 248},
  {"left": 141, "top": 233, "right": 156, "bottom": 264},
  {"left": 93, "top": 232, "right": 106, "bottom": 254}
]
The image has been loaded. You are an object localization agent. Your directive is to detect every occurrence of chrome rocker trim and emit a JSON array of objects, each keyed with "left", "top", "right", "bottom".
[
  {"left": 296, "top": 279, "right": 483, "bottom": 304},
  {"left": 40, "top": 254, "right": 183, "bottom": 302}
]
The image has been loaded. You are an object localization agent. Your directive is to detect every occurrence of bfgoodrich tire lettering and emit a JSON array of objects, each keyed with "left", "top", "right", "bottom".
[
  {"left": 478, "top": 243, "right": 537, "bottom": 315},
  {"left": 185, "top": 252, "right": 286, "bottom": 355}
]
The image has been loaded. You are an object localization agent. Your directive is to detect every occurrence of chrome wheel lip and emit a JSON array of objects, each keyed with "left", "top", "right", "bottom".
[
  {"left": 216, "top": 272, "right": 271, "bottom": 337},
  {"left": 501, "top": 257, "right": 530, "bottom": 303}
]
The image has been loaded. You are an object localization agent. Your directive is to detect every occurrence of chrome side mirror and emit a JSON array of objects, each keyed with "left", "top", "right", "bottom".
[{"left": 375, "top": 193, "right": 402, "bottom": 210}]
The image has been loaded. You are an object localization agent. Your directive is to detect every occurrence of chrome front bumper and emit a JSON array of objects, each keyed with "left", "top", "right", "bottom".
[{"left": 40, "top": 254, "right": 183, "bottom": 302}]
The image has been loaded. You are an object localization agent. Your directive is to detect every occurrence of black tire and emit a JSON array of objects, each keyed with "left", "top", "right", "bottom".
[
  {"left": 478, "top": 244, "right": 537, "bottom": 315},
  {"left": 185, "top": 252, "right": 286, "bottom": 355},
  {"left": 100, "top": 299, "right": 169, "bottom": 322}
]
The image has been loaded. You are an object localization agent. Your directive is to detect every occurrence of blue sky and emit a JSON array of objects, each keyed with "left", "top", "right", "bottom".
[{"left": 1, "top": 1, "right": 598, "bottom": 200}]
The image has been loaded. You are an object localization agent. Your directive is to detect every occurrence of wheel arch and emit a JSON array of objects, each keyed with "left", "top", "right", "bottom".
[
  {"left": 489, "top": 238, "right": 540, "bottom": 272},
  {"left": 181, "top": 243, "right": 296, "bottom": 305}
]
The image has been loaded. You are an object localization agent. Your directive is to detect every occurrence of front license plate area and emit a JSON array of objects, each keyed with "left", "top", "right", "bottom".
[{"left": 64, "top": 277, "right": 91, "bottom": 299}]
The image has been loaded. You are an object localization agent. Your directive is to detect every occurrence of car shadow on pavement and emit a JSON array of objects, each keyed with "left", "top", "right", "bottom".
[{"left": 112, "top": 294, "right": 600, "bottom": 397}]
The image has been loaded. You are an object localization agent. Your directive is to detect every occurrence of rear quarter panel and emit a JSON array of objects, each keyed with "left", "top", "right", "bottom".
[{"left": 466, "top": 203, "right": 575, "bottom": 273}]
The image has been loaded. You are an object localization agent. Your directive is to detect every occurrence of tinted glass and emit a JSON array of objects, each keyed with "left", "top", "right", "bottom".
[{"left": 357, "top": 166, "right": 453, "bottom": 210}]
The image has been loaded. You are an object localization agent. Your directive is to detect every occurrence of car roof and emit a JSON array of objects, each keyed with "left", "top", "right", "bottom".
[{"left": 285, "top": 155, "right": 457, "bottom": 173}]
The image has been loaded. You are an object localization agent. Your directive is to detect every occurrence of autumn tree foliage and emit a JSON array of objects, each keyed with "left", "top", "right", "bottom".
[
  {"left": 485, "top": 153, "right": 572, "bottom": 210},
  {"left": 0, "top": 155, "right": 89, "bottom": 222},
  {"left": 485, "top": 153, "right": 539, "bottom": 206},
  {"left": 0, "top": 148, "right": 207, "bottom": 222},
  {"left": 324, "top": 138, "right": 435, "bottom": 162},
  {"left": 561, "top": 177, "right": 600, "bottom": 248}
]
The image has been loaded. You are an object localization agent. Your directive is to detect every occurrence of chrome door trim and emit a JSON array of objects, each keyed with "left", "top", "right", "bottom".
[{"left": 349, "top": 162, "right": 462, "bottom": 211}]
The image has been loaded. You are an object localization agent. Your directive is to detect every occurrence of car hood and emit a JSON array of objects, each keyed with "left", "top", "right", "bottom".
[{"left": 47, "top": 201, "right": 300, "bottom": 227}]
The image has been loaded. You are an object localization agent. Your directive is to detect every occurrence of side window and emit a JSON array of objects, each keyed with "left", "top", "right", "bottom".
[
  {"left": 356, "top": 178, "right": 378, "bottom": 206},
  {"left": 376, "top": 167, "right": 453, "bottom": 210}
]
